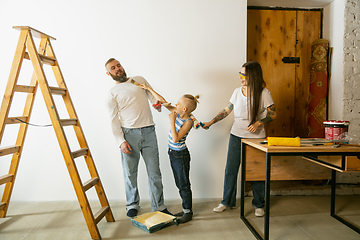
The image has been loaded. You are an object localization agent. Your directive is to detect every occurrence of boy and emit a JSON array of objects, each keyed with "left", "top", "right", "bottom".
[{"left": 139, "top": 83, "right": 199, "bottom": 224}]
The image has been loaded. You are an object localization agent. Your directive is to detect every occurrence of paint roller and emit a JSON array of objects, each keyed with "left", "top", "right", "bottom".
[{"left": 267, "top": 137, "right": 301, "bottom": 147}]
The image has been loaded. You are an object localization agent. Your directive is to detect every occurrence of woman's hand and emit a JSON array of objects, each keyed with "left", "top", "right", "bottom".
[
  {"left": 247, "top": 121, "right": 261, "bottom": 133},
  {"left": 201, "top": 121, "right": 213, "bottom": 130}
]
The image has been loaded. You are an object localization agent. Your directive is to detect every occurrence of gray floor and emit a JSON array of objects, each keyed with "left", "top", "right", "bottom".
[{"left": 0, "top": 195, "right": 359, "bottom": 240}]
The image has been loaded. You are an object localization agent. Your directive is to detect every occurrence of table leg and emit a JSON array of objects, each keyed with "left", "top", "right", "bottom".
[
  {"left": 330, "top": 169, "right": 360, "bottom": 233},
  {"left": 264, "top": 153, "right": 271, "bottom": 240},
  {"left": 240, "top": 141, "right": 246, "bottom": 218}
]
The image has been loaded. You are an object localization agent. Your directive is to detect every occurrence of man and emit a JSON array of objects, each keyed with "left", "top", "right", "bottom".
[{"left": 105, "top": 58, "right": 171, "bottom": 217}]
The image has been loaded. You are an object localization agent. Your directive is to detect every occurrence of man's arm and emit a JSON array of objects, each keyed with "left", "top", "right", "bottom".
[
  {"left": 139, "top": 83, "right": 176, "bottom": 112},
  {"left": 107, "top": 94, "right": 132, "bottom": 154}
]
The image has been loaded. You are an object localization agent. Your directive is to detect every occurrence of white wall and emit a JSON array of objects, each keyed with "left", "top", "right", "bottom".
[
  {"left": 323, "top": 0, "right": 345, "bottom": 120},
  {"left": 0, "top": 0, "right": 247, "bottom": 201}
]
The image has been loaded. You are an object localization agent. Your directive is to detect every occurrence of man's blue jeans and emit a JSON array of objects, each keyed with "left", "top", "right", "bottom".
[
  {"left": 168, "top": 148, "right": 192, "bottom": 213},
  {"left": 121, "top": 125, "right": 166, "bottom": 212},
  {"left": 221, "top": 134, "right": 265, "bottom": 208}
]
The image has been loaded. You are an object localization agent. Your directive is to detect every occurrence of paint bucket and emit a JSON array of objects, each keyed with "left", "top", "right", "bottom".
[{"left": 323, "top": 120, "right": 349, "bottom": 140}]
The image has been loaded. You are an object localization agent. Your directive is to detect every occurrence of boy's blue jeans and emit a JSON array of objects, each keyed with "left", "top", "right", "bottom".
[
  {"left": 168, "top": 148, "right": 192, "bottom": 213},
  {"left": 221, "top": 134, "right": 265, "bottom": 208},
  {"left": 121, "top": 126, "right": 166, "bottom": 212}
]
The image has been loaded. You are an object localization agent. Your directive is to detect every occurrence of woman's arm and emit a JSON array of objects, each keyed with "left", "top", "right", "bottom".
[
  {"left": 201, "top": 102, "right": 233, "bottom": 130},
  {"left": 247, "top": 104, "right": 276, "bottom": 133}
]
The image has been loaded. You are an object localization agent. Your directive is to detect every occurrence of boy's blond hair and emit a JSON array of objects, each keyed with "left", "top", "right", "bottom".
[{"left": 182, "top": 94, "right": 200, "bottom": 113}]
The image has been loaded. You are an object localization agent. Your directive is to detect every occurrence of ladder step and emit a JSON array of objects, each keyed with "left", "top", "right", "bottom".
[
  {"left": 83, "top": 177, "right": 99, "bottom": 192},
  {"left": 60, "top": 118, "right": 78, "bottom": 126},
  {"left": 38, "top": 54, "right": 56, "bottom": 66},
  {"left": 5, "top": 116, "right": 27, "bottom": 124},
  {"left": 13, "top": 26, "right": 56, "bottom": 40},
  {"left": 14, "top": 85, "right": 36, "bottom": 93},
  {"left": 0, "top": 174, "right": 14, "bottom": 186},
  {"left": 49, "top": 86, "right": 67, "bottom": 95},
  {"left": 24, "top": 52, "right": 56, "bottom": 66},
  {"left": 0, "top": 145, "right": 20, "bottom": 156},
  {"left": 72, "top": 148, "right": 89, "bottom": 159},
  {"left": 0, "top": 202, "right": 6, "bottom": 211},
  {"left": 94, "top": 206, "right": 110, "bottom": 224}
]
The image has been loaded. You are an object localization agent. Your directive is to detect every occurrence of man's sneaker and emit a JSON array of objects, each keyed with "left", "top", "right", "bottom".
[
  {"left": 213, "top": 203, "right": 227, "bottom": 213},
  {"left": 161, "top": 208, "right": 173, "bottom": 216},
  {"left": 178, "top": 211, "right": 193, "bottom": 224},
  {"left": 255, "top": 208, "right": 265, "bottom": 217},
  {"left": 126, "top": 209, "right": 138, "bottom": 218}
]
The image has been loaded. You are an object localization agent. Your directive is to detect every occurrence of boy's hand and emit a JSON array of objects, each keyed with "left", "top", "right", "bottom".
[{"left": 169, "top": 111, "right": 177, "bottom": 122}]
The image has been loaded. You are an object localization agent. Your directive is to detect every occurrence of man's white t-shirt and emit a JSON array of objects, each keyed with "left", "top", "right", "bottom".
[
  {"left": 107, "top": 76, "right": 157, "bottom": 146},
  {"left": 229, "top": 87, "right": 274, "bottom": 138}
]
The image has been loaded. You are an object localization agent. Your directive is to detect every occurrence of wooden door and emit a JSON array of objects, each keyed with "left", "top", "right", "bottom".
[{"left": 247, "top": 9, "right": 322, "bottom": 137}]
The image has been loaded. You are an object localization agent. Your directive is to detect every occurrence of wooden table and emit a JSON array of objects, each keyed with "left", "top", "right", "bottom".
[{"left": 240, "top": 139, "right": 360, "bottom": 240}]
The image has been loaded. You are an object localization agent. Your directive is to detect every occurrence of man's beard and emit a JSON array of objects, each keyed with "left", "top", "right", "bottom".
[{"left": 110, "top": 71, "right": 128, "bottom": 83}]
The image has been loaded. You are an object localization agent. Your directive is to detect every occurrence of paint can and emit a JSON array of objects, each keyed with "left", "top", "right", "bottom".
[{"left": 323, "top": 120, "right": 349, "bottom": 140}]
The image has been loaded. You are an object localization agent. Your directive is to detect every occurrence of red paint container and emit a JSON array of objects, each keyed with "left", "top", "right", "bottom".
[{"left": 324, "top": 120, "right": 349, "bottom": 140}]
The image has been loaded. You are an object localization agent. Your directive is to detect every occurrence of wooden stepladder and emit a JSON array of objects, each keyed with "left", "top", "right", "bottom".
[{"left": 0, "top": 26, "right": 114, "bottom": 240}]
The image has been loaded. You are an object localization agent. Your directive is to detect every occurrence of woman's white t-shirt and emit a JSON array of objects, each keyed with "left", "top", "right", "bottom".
[{"left": 229, "top": 87, "right": 274, "bottom": 138}]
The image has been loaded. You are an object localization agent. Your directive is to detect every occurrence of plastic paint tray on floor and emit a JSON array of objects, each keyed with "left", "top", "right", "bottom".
[{"left": 131, "top": 211, "right": 178, "bottom": 233}]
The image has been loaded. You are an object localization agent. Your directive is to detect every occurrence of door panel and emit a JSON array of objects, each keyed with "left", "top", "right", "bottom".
[
  {"left": 247, "top": 10, "right": 297, "bottom": 137},
  {"left": 247, "top": 9, "right": 321, "bottom": 137},
  {"left": 295, "top": 11, "right": 322, "bottom": 137}
]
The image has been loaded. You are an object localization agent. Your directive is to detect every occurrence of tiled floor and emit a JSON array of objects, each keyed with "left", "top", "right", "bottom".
[{"left": 0, "top": 195, "right": 359, "bottom": 240}]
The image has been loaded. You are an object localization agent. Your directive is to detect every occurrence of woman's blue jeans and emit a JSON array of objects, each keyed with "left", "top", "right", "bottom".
[
  {"left": 121, "top": 126, "right": 166, "bottom": 212},
  {"left": 168, "top": 148, "right": 192, "bottom": 212},
  {"left": 221, "top": 134, "right": 265, "bottom": 208}
]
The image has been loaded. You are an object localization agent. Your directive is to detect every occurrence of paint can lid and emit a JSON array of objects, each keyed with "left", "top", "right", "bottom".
[{"left": 323, "top": 120, "right": 350, "bottom": 126}]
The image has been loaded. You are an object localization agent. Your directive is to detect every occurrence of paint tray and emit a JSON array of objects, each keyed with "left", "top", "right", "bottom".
[{"left": 131, "top": 211, "right": 178, "bottom": 233}]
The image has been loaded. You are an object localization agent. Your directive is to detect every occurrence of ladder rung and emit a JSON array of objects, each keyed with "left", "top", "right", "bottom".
[
  {"left": 0, "top": 202, "right": 6, "bottom": 211},
  {"left": 0, "top": 145, "right": 20, "bottom": 156},
  {"left": 0, "top": 174, "right": 14, "bottom": 186},
  {"left": 5, "top": 117, "right": 27, "bottom": 125},
  {"left": 94, "top": 206, "right": 110, "bottom": 224},
  {"left": 23, "top": 52, "right": 56, "bottom": 66},
  {"left": 38, "top": 54, "right": 56, "bottom": 66},
  {"left": 49, "top": 87, "right": 67, "bottom": 95},
  {"left": 60, "top": 118, "right": 78, "bottom": 126},
  {"left": 83, "top": 177, "right": 99, "bottom": 192},
  {"left": 14, "top": 85, "right": 36, "bottom": 93},
  {"left": 72, "top": 148, "right": 89, "bottom": 159}
]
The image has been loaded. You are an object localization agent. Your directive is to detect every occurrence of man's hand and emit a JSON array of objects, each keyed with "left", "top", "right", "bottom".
[
  {"left": 120, "top": 141, "right": 132, "bottom": 154},
  {"left": 153, "top": 100, "right": 162, "bottom": 112}
]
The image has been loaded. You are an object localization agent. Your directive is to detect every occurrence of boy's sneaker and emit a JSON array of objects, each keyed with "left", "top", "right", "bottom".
[
  {"left": 178, "top": 211, "right": 193, "bottom": 224},
  {"left": 213, "top": 203, "right": 227, "bottom": 213},
  {"left": 174, "top": 211, "right": 184, "bottom": 217},
  {"left": 255, "top": 208, "right": 265, "bottom": 217}
]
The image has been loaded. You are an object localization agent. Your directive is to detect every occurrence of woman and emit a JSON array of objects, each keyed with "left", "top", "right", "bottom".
[{"left": 202, "top": 61, "right": 276, "bottom": 217}]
